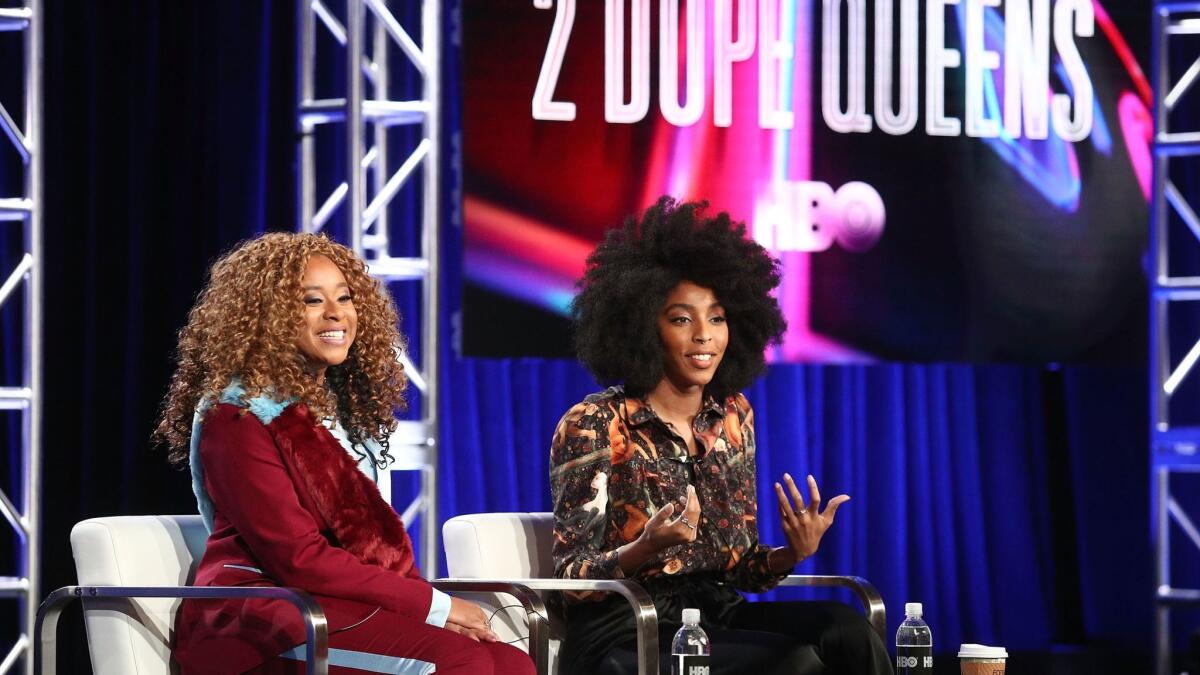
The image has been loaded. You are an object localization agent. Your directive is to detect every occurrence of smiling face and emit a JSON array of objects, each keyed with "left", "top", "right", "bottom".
[
  {"left": 657, "top": 280, "right": 728, "bottom": 392},
  {"left": 296, "top": 254, "right": 357, "bottom": 380}
]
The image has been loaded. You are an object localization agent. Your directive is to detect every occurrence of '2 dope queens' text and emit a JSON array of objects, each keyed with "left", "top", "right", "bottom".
[{"left": 531, "top": 0, "right": 1096, "bottom": 141}]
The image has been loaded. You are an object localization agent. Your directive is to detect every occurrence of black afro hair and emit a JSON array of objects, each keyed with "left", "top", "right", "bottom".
[{"left": 571, "top": 196, "right": 787, "bottom": 398}]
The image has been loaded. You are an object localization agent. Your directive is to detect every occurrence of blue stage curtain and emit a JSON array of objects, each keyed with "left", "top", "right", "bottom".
[
  {"left": 0, "top": 27, "right": 25, "bottom": 582},
  {"left": 38, "top": 0, "right": 294, "bottom": 516},
  {"left": 438, "top": 361, "right": 1072, "bottom": 652},
  {"left": 23, "top": 3, "right": 296, "bottom": 667},
  {"left": 437, "top": 360, "right": 1155, "bottom": 653},
  {"left": 11, "top": 0, "right": 1151, "bottom": 666},
  {"left": 429, "top": 0, "right": 1152, "bottom": 655}
]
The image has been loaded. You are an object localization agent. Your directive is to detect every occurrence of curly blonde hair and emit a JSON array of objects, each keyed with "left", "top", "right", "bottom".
[{"left": 154, "top": 232, "right": 407, "bottom": 467}]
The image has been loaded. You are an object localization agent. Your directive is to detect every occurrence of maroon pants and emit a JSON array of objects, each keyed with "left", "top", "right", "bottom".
[{"left": 247, "top": 607, "right": 536, "bottom": 675}]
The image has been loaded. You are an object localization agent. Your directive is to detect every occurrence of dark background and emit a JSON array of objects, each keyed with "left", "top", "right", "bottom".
[
  {"left": 1, "top": 3, "right": 299, "bottom": 670},
  {"left": 0, "top": 1, "right": 1190, "bottom": 672}
]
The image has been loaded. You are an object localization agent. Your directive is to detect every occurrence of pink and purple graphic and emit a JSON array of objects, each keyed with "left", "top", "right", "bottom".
[{"left": 462, "top": 1, "right": 1149, "bottom": 362}]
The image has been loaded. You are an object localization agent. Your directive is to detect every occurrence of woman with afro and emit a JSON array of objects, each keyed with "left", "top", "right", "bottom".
[
  {"left": 551, "top": 198, "right": 892, "bottom": 674},
  {"left": 155, "top": 232, "right": 533, "bottom": 675}
]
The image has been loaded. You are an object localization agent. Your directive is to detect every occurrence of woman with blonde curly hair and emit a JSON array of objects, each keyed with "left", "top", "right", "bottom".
[{"left": 155, "top": 232, "right": 533, "bottom": 675}]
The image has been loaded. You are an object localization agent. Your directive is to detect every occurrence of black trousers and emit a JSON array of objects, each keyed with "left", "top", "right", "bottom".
[{"left": 560, "top": 578, "right": 893, "bottom": 675}]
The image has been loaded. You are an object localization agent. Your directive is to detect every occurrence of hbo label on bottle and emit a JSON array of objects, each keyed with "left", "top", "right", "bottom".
[
  {"left": 673, "top": 655, "right": 710, "bottom": 675},
  {"left": 896, "top": 646, "right": 932, "bottom": 674}
]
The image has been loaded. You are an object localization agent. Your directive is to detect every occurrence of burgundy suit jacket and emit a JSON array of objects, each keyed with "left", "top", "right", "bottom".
[{"left": 173, "top": 402, "right": 434, "bottom": 673}]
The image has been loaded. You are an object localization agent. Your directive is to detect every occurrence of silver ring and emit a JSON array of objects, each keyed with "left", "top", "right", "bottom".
[
  {"left": 796, "top": 508, "right": 808, "bottom": 516},
  {"left": 679, "top": 515, "right": 697, "bottom": 530}
]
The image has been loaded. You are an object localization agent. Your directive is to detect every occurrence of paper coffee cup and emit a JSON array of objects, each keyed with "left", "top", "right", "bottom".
[{"left": 958, "top": 644, "right": 1007, "bottom": 675}]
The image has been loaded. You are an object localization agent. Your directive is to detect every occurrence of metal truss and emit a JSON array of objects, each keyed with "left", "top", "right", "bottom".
[
  {"left": 1153, "top": 5, "right": 1200, "bottom": 674},
  {"left": 0, "top": 2, "right": 40, "bottom": 674},
  {"left": 297, "top": 0, "right": 441, "bottom": 574}
]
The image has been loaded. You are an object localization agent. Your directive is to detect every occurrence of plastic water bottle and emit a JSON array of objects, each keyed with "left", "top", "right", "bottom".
[
  {"left": 671, "top": 608, "right": 711, "bottom": 675},
  {"left": 895, "top": 602, "right": 933, "bottom": 675}
]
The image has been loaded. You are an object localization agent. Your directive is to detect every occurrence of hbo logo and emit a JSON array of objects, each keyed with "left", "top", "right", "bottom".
[{"left": 752, "top": 180, "right": 886, "bottom": 253}]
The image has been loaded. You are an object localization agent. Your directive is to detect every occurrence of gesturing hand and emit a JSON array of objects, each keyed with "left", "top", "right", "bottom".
[
  {"left": 772, "top": 473, "right": 849, "bottom": 569},
  {"left": 616, "top": 484, "right": 701, "bottom": 575},
  {"left": 637, "top": 484, "right": 700, "bottom": 553},
  {"left": 446, "top": 596, "right": 498, "bottom": 642}
]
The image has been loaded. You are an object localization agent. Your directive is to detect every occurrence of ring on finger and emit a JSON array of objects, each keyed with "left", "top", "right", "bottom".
[
  {"left": 795, "top": 508, "right": 808, "bottom": 516},
  {"left": 679, "top": 515, "right": 697, "bottom": 530}
]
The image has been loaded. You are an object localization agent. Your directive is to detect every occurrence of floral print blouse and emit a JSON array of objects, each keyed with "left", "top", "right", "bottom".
[{"left": 550, "top": 386, "right": 787, "bottom": 595}]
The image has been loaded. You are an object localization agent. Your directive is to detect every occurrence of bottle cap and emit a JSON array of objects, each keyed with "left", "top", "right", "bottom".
[
  {"left": 958, "top": 644, "right": 1008, "bottom": 659},
  {"left": 905, "top": 602, "right": 923, "bottom": 616},
  {"left": 682, "top": 608, "right": 700, "bottom": 624}
]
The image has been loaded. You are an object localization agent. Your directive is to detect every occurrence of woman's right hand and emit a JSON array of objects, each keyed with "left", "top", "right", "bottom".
[
  {"left": 446, "top": 597, "right": 497, "bottom": 642},
  {"left": 638, "top": 484, "right": 700, "bottom": 551},
  {"left": 617, "top": 485, "right": 700, "bottom": 574}
]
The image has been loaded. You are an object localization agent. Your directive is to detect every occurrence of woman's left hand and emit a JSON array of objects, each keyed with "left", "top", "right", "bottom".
[
  {"left": 445, "top": 620, "right": 499, "bottom": 643},
  {"left": 771, "top": 473, "right": 849, "bottom": 571}
]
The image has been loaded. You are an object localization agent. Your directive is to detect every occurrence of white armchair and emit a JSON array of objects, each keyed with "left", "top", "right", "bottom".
[
  {"left": 36, "top": 514, "right": 543, "bottom": 675},
  {"left": 441, "top": 512, "right": 887, "bottom": 675},
  {"left": 35, "top": 515, "right": 329, "bottom": 675}
]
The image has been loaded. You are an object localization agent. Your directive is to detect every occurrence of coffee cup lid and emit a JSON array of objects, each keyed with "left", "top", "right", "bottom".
[{"left": 958, "top": 644, "right": 1008, "bottom": 659}]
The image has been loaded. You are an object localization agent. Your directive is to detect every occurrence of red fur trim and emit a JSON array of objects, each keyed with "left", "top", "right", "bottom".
[{"left": 269, "top": 405, "right": 419, "bottom": 578}]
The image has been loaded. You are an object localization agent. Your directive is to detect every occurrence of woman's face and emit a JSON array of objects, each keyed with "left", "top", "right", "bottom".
[
  {"left": 657, "top": 281, "right": 728, "bottom": 391},
  {"left": 296, "top": 254, "right": 358, "bottom": 378}
]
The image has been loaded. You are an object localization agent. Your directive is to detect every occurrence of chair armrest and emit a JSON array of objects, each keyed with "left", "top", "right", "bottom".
[
  {"left": 430, "top": 580, "right": 549, "bottom": 673},
  {"left": 34, "top": 585, "right": 329, "bottom": 675},
  {"left": 780, "top": 575, "right": 886, "bottom": 640},
  {"left": 436, "top": 577, "right": 658, "bottom": 675}
]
